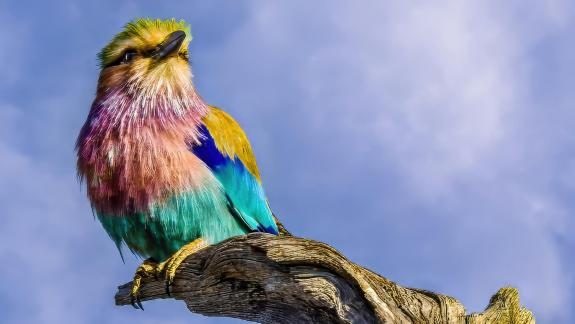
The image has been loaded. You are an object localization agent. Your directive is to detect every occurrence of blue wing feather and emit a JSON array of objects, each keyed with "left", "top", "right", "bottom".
[{"left": 192, "top": 125, "right": 278, "bottom": 235}]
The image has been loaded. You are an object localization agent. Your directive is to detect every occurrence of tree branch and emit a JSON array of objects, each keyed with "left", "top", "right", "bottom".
[{"left": 115, "top": 233, "right": 534, "bottom": 323}]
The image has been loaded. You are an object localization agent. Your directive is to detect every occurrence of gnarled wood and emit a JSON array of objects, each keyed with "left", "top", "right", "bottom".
[{"left": 115, "top": 233, "right": 534, "bottom": 324}]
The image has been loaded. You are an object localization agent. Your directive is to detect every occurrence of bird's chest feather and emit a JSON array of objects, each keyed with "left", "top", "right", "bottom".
[{"left": 79, "top": 125, "right": 213, "bottom": 215}]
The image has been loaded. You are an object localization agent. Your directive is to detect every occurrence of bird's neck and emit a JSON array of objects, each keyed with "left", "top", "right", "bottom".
[{"left": 90, "top": 83, "right": 208, "bottom": 142}]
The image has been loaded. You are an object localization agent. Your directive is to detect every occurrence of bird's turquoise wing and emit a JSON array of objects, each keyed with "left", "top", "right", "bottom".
[{"left": 192, "top": 107, "right": 278, "bottom": 235}]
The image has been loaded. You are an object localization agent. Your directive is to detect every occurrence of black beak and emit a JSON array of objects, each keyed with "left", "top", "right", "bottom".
[{"left": 150, "top": 30, "right": 187, "bottom": 60}]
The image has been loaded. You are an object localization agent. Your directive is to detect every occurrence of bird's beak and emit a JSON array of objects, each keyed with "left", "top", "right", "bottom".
[{"left": 150, "top": 30, "right": 187, "bottom": 60}]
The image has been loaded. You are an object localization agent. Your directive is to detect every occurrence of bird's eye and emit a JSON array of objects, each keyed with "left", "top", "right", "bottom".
[{"left": 121, "top": 50, "right": 137, "bottom": 63}]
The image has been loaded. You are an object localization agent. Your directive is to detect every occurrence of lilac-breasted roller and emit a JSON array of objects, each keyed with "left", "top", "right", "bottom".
[{"left": 76, "top": 18, "right": 284, "bottom": 308}]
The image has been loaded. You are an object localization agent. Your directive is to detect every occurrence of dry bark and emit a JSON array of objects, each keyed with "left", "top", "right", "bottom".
[{"left": 115, "top": 233, "right": 534, "bottom": 324}]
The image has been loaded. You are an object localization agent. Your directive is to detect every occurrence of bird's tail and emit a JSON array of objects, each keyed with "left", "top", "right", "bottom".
[{"left": 272, "top": 214, "right": 291, "bottom": 236}]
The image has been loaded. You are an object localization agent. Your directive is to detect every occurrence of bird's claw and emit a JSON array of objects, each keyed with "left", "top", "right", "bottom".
[
  {"left": 127, "top": 240, "right": 206, "bottom": 309},
  {"left": 165, "top": 280, "right": 172, "bottom": 297},
  {"left": 164, "top": 264, "right": 177, "bottom": 297},
  {"left": 130, "top": 293, "right": 144, "bottom": 311},
  {"left": 161, "top": 238, "right": 207, "bottom": 298},
  {"left": 129, "top": 258, "right": 160, "bottom": 311},
  {"left": 130, "top": 273, "right": 145, "bottom": 311}
]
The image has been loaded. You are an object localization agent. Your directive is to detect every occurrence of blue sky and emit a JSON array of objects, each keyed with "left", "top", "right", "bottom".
[{"left": 0, "top": 1, "right": 573, "bottom": 323}]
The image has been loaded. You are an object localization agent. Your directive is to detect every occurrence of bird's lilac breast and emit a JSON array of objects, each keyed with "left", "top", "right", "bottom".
[{"left": 77, "top": 102, "right": 213, "bottom": 215}]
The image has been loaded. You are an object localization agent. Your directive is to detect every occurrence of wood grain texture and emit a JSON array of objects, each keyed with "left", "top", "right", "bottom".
[{"left": 115, "top": 233, "right": 534, "bottom": 324}]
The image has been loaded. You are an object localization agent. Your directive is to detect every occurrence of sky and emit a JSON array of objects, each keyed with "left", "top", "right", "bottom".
[{"left": 0, "top": 1, "right": 573, "bottom": 323}]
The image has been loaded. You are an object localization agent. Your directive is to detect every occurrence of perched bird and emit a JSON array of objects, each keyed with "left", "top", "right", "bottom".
[{"left": 76, "top": 18, "right": 282, "bottom": 308}]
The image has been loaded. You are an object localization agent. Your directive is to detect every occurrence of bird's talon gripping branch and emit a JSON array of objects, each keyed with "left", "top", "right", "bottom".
[
  {"left": 130, "top": 278, "right": 142, "bottom": 310},
  {"left": 130, "top": 294, "right": 144, "bottom": 311},
  {"left": 129, "top": 258, "right": 162, "bottom": 310},
  {"left": 163, "top": 238, "right": 208, "bottom": 295}
]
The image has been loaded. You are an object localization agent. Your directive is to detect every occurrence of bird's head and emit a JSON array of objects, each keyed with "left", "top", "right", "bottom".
[{"left": 95, "top": 18, "right": 205, "bottom": 118}]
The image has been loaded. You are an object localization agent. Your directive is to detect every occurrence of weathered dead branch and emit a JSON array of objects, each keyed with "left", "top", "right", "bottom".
[{"left": 115, "top": 233, "right": 534, "bottom": 324}]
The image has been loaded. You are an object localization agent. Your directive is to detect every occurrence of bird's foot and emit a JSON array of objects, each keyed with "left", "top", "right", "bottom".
[
  {"left": 130, "top": 258, "right": 164, "bottom": 310},
  {"left": 163, "top": 238, "right": 208, "bottom": 296}
]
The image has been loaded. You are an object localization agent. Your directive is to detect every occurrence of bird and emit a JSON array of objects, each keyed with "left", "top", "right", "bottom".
[{"left": 76, "top": 18, "right": 284, "bottom": 309}]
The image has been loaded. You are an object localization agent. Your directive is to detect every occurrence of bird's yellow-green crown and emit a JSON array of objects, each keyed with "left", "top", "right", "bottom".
[{"left": 98, "top": 18, "right": 192, "bottom": 67}]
